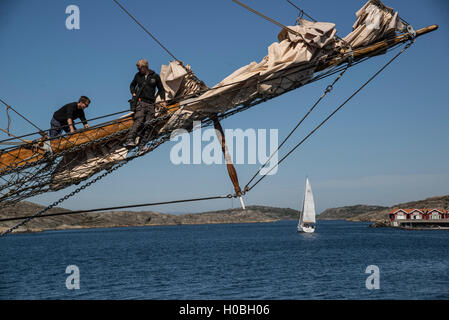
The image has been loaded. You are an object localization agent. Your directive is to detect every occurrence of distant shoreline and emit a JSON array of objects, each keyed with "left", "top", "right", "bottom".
[
  {"left": 0, "top": 204, "right": 299, "bottom": 234},
  {"left": 2, "top": 195, "right": 448, "bottom": 234},
  {"left": 0, "top": 219, "right": 298, "bottom": 234}
]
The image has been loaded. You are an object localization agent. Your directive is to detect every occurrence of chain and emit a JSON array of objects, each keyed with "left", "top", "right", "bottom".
[
  {"left": 0, "top": 130, "right": 172, "bottom": 237},
  {"left": 0, "top": 110, "right": 175, "bottom": 208}
]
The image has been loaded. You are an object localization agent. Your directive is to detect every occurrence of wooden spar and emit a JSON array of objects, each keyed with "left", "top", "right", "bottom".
[
  {"left": 0, "top": 116, "right": 133, "bottom": 174},
  {"left": 318, "top": 24, "right": 439, "bottom": 71},
  {"left": 212, "top": 115, "right": 246, "bottom": 210}
]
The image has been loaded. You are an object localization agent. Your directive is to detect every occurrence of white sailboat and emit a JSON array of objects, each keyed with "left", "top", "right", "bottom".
[{"left": 297, "top": 177, "right": 316, "bottom": 233}]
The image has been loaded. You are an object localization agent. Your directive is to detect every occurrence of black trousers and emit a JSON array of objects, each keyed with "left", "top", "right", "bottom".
[{"left": 127, "top": 101, "right": 156, "bottom": 144}]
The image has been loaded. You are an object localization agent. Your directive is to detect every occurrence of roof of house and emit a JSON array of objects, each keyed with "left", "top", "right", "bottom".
[{"left": 390, "top": 208, "right": 447, "bottom": 214}]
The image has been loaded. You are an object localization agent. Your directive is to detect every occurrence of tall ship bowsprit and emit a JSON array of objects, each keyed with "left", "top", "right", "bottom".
[{"left": 0, "top": 0, "right": 438, "bottom": 236}]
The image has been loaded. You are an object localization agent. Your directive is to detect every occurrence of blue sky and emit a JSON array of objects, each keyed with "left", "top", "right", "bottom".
[{"left": 0, "top": 0, "right": 448, "bottom": 214}]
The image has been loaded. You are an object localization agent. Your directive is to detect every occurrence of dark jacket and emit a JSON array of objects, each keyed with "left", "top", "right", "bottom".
[
  {"left": 53, "top": 102, "right": 87, "bottom": 126},
  {"left": 130, "top": 70, "right": 166, "bottom": 103}
]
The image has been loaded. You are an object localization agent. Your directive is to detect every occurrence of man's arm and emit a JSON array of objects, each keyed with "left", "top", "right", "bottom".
[
  {"left": 67, "top": 118, "right": 76, "bottom": 133},
  {"left": 155, "top": 74, "right": 166, "bottom": 101},
  {"left": 80, "top": 111, "right": 89, "bottom": 128},
  {"left": 130, "top": 74, "right": 138, "bottom": 97}
]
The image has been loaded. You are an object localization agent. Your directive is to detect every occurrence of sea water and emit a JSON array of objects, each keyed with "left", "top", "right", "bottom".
[{"left": 0, "top": 220, "right": 448, "bottom": 299}]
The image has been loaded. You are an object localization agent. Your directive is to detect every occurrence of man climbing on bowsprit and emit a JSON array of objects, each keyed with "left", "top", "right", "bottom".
[
  {"left": 49, "top": 96, "right": 91, "bottom": 138},
  {"left": 125, "top": 59, "right": 166, "bottom": 149}
]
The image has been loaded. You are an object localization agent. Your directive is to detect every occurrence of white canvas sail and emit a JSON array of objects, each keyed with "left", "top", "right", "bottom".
[{"left": 299, "top": 178, "right": 316, "bottom": 224}]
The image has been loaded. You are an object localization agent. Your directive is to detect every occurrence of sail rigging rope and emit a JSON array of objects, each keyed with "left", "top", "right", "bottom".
[
  {"left": 244, "top": 57, "right": 352, "bottom": 190},
  {"left": 111, "top": 0, "right": 178, "bottom": 61},
  {"left": 243, "top": 41, "right": 413, "bottom": 193},
  {"left": 0, "top": 194, "right": 233, "bottom": 223},
  {"left": 0, "top": 98, "right": 45, "bottom": 135}
]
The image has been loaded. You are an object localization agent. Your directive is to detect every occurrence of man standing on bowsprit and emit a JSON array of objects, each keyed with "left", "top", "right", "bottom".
[{"left": 125, "top": 59, "right": 166, "bottom": 149}]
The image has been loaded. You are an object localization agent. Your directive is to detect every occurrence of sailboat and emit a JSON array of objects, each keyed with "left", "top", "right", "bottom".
[{"left": 297, "top": 177, "right": 316, "bottom": 233}]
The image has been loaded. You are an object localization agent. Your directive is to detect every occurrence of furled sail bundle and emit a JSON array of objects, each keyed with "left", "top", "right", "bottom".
[
  {"left": 343, "top": 0, "right": 405, "bottom": 48},
  {"left": 159, "top": 20, "right": 337, "bottom": 132},
  {"left": 158, "top": 0, "right": 405, "bottom": 133}
]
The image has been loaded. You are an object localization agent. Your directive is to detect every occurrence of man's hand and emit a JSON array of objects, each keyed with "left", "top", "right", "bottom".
[{"left": 84, "top": 124, "right": 90, "bottom": 129}]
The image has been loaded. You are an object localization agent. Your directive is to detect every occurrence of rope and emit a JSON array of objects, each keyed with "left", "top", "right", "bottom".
[
  {"left": 244, "top": 58, "right": 352, "bottom": 190},
  {"left": 286, "top": 0, "right": 317, "bottom": 22},
  {"left": 0, "top": 131, "right": 170, "bottom": 236},
  {"left": 0, "top": 127, "right": 31, "bottom": 144},
  {"left": 112, "top": 0, "right": 178, "bottom": 61},
  {"left": 244, "top": 41, "right": 413, "bottom": 192},
  {"left": 233, "top": 0, "right": 310, "bottom": 47},
  {"left": 0, "top": 98, "right": 45, "bottom": 134},
  {"left": 0, "top": 194, "right": 233, "bottom": 223},
  {"left": 286, "top": 0, "right": 353, "bottom": 51},
  {"left": 5, "top": 105, "right": 11, "bottom": 135}
]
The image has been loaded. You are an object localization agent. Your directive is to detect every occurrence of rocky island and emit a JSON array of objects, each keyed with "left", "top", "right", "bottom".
[{"left": 0, "top": 203, "right": 299, "bottom": 234}]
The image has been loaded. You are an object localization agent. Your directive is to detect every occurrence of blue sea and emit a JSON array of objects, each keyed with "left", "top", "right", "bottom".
[{"left": 0, "top": 220, "right": 448, "bottom": 300}]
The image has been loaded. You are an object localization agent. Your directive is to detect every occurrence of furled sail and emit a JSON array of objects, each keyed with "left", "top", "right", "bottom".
[
  {"left": 159, "top": 0, "right": 405, "bottom": 133},
  {"left": 342, "top": 0, "right": 405, "bottom": 48}
]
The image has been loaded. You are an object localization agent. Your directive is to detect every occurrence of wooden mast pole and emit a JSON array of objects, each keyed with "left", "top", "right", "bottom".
[{"left": 212, "top": 115, "right": 246, "bottom": 210}]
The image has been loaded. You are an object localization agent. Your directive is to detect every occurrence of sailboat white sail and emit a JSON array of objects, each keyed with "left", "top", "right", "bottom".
[{"left": 298, "top": 177, "right": 316, "bottom": 233}]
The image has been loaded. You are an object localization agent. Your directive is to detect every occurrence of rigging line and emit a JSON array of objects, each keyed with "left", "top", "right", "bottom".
[
  {"left": 232, "top": 0, "right": 310, "bottom": 46},
  {"left": 244, "top": 60, "right": 351, "bottom": 190},
  {"left": 0, "top": 98, "right": 45, "bottom": 134},
  {"left": 0, "top": 195, "right": 233, "bottom": 222},
  {"left": 245, "top": 41, "right": 413, "bottom": 192},
  {"left": 0, "top": 138, "right": 159, "bottom": 236},
  {"left": 285, "top": 0, "right": 352, "bottom": 49},
  {"left": 0, "top": 127, "right": 31, "bottom": 144},
  {"left": 5, "top": 104, "right": 11, "bottom": 136},
  {"left": 286, "top": 0, "right": 317, "bottom": 22},
  {"left": 111, "top": 0, "right": 178, "bottom": 61}
]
